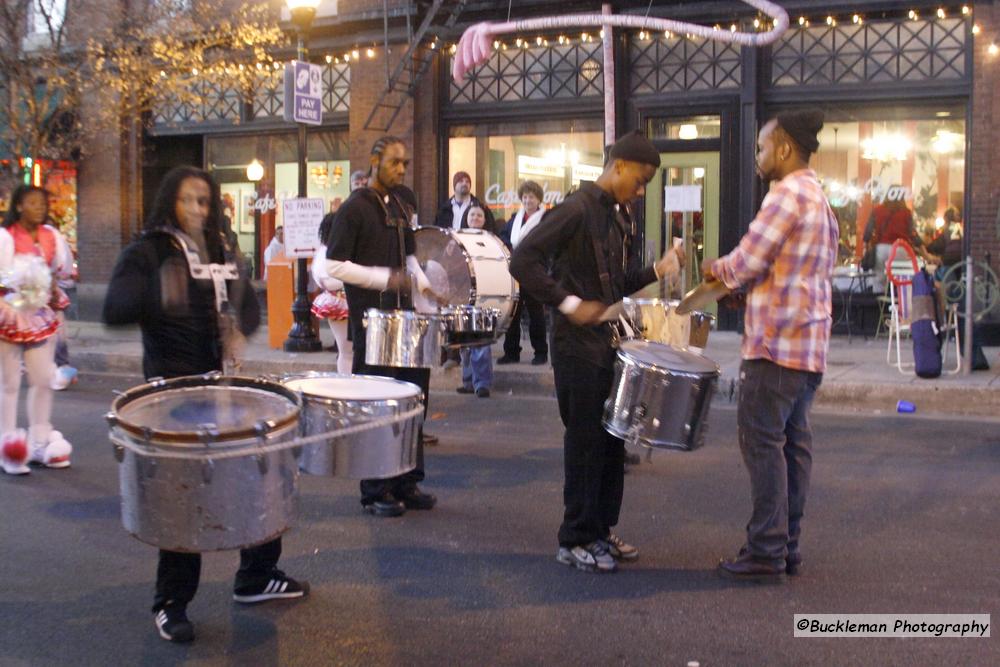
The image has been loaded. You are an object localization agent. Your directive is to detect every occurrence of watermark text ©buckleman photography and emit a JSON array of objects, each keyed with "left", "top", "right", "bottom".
[{"left": 794, "top": 614, "right": 990, "bottom": 638}]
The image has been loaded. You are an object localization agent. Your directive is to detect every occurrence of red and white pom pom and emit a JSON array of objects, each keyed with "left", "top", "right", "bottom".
[{"left": 1, "top": 429, "right": 31, "bottom": 474}]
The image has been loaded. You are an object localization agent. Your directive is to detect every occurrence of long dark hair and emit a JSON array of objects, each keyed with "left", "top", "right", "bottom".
[
  {"left": 2, "top": 185, "right": 49, "bottom": 228},
  {"left": 318, "top": 212, "right": 336, "bottom": 245},
  {"left": 145, "top": 166, "right": 225, "bottom": 259}
]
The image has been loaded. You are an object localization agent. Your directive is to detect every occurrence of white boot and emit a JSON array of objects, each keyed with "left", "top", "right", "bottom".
[
  {"left": 1, "top": 429, "right": 30, "bottom": 475},
  {"left": 30, "top": 429, "right": 72, "bottom": 469}
]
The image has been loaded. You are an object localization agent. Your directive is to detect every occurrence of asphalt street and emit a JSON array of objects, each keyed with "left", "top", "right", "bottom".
[{"left": 1, "top": 374, "right": 997, "bottom": 666}]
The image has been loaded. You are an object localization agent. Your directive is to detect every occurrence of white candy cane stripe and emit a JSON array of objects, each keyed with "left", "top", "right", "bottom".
[{"left": 452, "top": 0, "right": 790, "bottom": 82}]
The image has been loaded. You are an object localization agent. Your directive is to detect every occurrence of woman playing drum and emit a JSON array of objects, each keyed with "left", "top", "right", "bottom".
[{"left": 103, "top": 166, "right": 308, "bottom": 643}]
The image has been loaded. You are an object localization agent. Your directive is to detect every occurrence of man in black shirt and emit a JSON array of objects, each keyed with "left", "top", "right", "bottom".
[
  {"left": 325, "top": 136, "right": 440, "bottom": 518},
  {"left": 510, "top": 131, "right": 683, "bottom": 573}
]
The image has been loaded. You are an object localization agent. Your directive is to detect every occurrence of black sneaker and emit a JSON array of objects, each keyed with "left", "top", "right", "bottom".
[
  {"left": 531, "top": 353, "right": 548, "bottom": 366},
  {"left": 362, "top": 493, "right": 406, "bottom": 517},
  {"left": 475, "top": 387, "right": 490, "bottom": 398},
  {"left": 397, "top": 486, "right": 437, "bottom": 510},
  {"left": 154, "top": 606, "right": 194, "bottom": 643},
  {"left": 496, "top": 355, "right": 519, "bottom": 365},
  {"left": 233, "top": 570, "right": 310, "bottom": 604},
  {"left": 456, "top": 386, "right": 475, "bottom": 394}
]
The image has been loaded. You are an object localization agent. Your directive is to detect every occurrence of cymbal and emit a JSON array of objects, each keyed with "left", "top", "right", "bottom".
[{"left": 676, "top": 280, "right": 730, "bottom": 314}]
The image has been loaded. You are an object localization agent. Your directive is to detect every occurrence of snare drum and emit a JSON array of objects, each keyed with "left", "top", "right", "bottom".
[
  {"left": 623, "top": 298, "right": 715, "bottom": 353},
  {"left": 414, "top": 227, "right": 518, "bottom": 343},
  {"left": 106, "top": 374, "right": 303, "bottom": 553},
  {"left": 364, "top": 308, "right": 445, "bottom": 368},
  {"left": 602, "top": 340, "right": 719, "bottom": 451},
  {"left": 283, "top": 372, "right": 421, "bottom": 479}
]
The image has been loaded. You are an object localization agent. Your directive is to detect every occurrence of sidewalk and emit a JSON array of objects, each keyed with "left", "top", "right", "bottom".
[{"left": 63, "top": 320, "right": 1000, "bottom": 418}]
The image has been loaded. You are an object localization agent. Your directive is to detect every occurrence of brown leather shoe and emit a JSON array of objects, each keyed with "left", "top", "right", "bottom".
[{"left": 718, "top": 552, "right": 785, "bottom": 583}]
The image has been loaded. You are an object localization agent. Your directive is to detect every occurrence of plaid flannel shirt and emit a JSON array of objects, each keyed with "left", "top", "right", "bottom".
[{"left": 710, "top": 169, "right": 839, "bottom": 373}]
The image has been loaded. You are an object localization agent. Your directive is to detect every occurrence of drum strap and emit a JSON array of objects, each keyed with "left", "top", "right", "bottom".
[{"left": 367, "top": 188, "right": 412, "bottom": 309}]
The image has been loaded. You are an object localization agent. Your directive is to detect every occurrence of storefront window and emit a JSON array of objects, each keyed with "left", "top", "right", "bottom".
[
  {"left": 449, "top": 120, "right": 604, "bottom": 223},
  {"left": 810, "top": 111, "right": 966, "bottom": 265},
  {"left": 207, "top": 130, "right": 348, "bottom": 277},
  {"left": 648, "top": 115, "right": 721, "bottom": 141}
]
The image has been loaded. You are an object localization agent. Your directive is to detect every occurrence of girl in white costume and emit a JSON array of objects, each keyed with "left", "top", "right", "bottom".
[
  {"left": 0, "top": 185, "right": 73, "bottom": 475},
  {"left": 311, "top": 214, "right": 352, "bottom": 374}
]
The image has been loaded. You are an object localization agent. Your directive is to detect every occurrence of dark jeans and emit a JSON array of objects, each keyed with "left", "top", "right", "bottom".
[
  {"left": 55, "top": 337, "right": 69, "bottom": 367},
  {"left": 503, "top": 294, "right": 548, "bottom": 359},
  {"left": 353, "top": 344, "right": 427, "bottom": 501},
  {"left": 152, "top": 537, "right": 282, "bottom": 611},
  {"left": 736, "top": 359, "right": 822, "bottom": 562},
  {"left": 553, "top": 356, "right": 624, "bottom": 547}
]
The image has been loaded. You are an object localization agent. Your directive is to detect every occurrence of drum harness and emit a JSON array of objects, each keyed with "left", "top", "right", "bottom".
[
  {"left": 368, "top": 188, "right": 413, "bottom": 310},
  {"left": 589, "top": 198, "right": 638, "bottom": 348}
]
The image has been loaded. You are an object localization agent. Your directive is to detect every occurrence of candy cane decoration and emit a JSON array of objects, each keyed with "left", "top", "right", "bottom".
[{"left": 452, "top": 1, "right": 790, "bottom": 82}]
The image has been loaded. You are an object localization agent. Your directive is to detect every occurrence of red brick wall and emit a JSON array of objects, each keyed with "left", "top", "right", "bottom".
[
  {"left": 970, "top": 1, "right": 1000, "bottom": 268},
  {"left": 347, "top": 43, "right": 441, "bottom": 225}
]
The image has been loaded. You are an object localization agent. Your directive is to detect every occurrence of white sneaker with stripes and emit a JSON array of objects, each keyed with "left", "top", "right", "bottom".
[{"left": 232, "top": 571, "right": 310, "bottom": 604}]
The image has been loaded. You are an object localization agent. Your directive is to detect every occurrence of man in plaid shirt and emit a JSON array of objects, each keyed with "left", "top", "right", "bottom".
[{"left": 704, "top": 109, "right": 838, "bottom": 582}]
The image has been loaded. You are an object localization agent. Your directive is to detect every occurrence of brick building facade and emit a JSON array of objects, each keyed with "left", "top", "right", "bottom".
[{"left": 70, "top": 0, "right": 1000, "bottom": 327}]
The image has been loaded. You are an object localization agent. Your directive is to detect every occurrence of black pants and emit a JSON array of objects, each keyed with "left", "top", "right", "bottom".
[
  {"left": 736, "top": 359, "right": 822, "bottom": 562},
  {"left": 503, "top": 294, "right": 548, "bottom": 359},
  {"left": 353, "top": 342, "right": 428, "bottom": 502},
  {"left": 552, "top": 356, "right": 624, "bottom": 547},
  {"left": 152, "top": 537, "right": 282, "bottom": 611}
]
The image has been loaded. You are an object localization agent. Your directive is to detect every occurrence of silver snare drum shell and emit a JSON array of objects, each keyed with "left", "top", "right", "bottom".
[
  {"left": 602, "top": 340, "right": 719, "bottom": 451},
  {"left": 107, "top": 374, "right": 303, "bottom": 553},
  {"left": 364, "top": 308, "right": 445, "bottom": 368},
  {"left": 440, "top": 304, "right": 502, "bottom": 348},
  {"left": 283, "top": 372, "right": 422, "bottom": 480}
]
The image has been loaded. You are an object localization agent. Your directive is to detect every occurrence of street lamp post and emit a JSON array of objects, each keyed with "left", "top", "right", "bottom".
[
  {"left": 283, "top": 0, "right": 322, "bottom": 352},
  {"left": 246, "top": 159, "right": 264, "bottom": 278}
]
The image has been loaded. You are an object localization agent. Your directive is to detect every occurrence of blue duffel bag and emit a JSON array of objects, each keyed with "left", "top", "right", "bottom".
[{"left": 910, "top": 268, "right": 942, "bottom": 378}]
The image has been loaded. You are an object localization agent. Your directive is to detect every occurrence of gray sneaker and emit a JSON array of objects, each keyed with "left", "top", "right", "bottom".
[
  {"left": 556, "top": 541, "right": 617, "bottom": 573},
  {"left": 603, "top": 533, "right": 639, "bottom": 562}
]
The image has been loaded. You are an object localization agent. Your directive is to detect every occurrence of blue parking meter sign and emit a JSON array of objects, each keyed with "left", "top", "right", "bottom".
[{"left": 283, "top": 60, "right": 323, "bottom": 125}]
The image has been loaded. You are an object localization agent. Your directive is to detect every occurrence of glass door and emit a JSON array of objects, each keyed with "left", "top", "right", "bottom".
[{"left": 643, "top": 151, "right": 720, "bottom": 298}]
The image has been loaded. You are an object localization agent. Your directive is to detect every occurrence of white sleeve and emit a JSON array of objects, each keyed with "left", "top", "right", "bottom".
[
  {"left": 49, "top": 226, "right": 74, "bottom": 279},
  {"left": 406, "top": 255, "right": 431, "bottom": 293},
  {"left": 327, "top": 259, "right": 390, "bottom": 291},
  {"left": 311, "top": 246, "right": 344, "bottom": 292},
  {"left": 0, "top": 229, "right": 13, "bottom": 272}
]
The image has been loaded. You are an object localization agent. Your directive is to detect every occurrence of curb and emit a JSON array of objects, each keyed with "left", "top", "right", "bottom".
[{"left": 71, "top": 349, "right": 998, "bottom": 419}]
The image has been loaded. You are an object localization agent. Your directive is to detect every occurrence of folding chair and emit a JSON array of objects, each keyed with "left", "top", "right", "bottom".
[
  {"left": 885, "top": 240, "right": 920, "bottom": 373},
  {"left": 940, "top": 303, "right": 962, "bottom": 374}
]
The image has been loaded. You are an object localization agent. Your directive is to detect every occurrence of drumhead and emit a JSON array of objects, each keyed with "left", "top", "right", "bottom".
[
  {"left": 284, "top": 375, "right": 419, "bottom": 400},
  {"left": 618, "top": 340, "right": 719, "bottom": 374},
  {"left": 414, "top": 227, "right": 472, "bottom": 306},
  {"left": 116, "top": 385, "right": 300, "bottom": 438}
]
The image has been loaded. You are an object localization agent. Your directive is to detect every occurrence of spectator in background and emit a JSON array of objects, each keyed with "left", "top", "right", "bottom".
[
  {"left": 863, "top": 192, "right": 922, "bottom": 293},
  {"left": 456, "top": 204, "right": 494, "bottom": 398},
  {"left": 350, "top": 170, "right": 368, "bottom": 192},
  {"left": 434, "top": 171, "right": 496, "bottom": 232},
  {"left": 434, "top": 172, "right": 496, "bottom": 369},
  {"left": 262, "top": 225, "right": 284, "bottom": 280},
  {"left": 498, "top": 180, "right": 548, "bottom": 366},
  {"left": 51, "top": 219, "right": 78, "bottom": 391}
]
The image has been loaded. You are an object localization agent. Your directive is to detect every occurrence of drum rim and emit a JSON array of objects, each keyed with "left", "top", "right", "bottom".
[
  {"left": 364, "top": 307, "right": 445, "bottom": 322},
  {"left": 281, "top": 371, "right": 423, "bottom": 405},
  {"left": 617, "top": 341, "right": 720, "bottom": 375},
  {"left": 109, "top": 374, "right": 303, "bottom": 444}
]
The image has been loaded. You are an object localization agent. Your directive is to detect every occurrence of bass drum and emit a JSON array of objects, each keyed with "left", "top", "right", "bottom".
[{"left": 413, "top": 227, "right": 519, "bottom": 335}]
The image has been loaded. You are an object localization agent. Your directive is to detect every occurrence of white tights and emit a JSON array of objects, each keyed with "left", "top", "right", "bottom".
[
  {"left": 0, "top": 337, "right": 55, "bottom": 444},
  {"left": 327, "top": 319, "right": 353, "bottom": 375}
]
